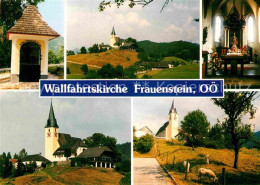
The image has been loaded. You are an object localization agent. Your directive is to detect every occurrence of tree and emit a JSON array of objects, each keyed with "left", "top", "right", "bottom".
[
  {"left": 84, "top": 133, "right": 121, "bottom": 161},
  {"left": 0, "top": 152, "right": 13, "bottom": 178},
  {"left": 179, "top": 109, "right": 210, "bottom": 149},
  {"left": 212, "top": 92, "right": 258, "bottom": 169},
  {"left": 19, "top": 148, "right": 27, "bottom": 159},
  {"left": 67, "top": 50, "right": 75, "bottom": 56},
  {"left": 98, "top": 63, "right": 115, "bottom": 78},
  {"left": 98, "top": 0, "right": 171, "bottom": 12},
  {"left": 0, "top": 0, "right": 44, "bottom": 67},
  {"left": 80, "top": 46, "right": 87, "bottom": 54},
  {"left": 88, "top": 44, "right": 99, "bottom": 53},
  {"left": 208, "top": 122, "right": 225, "bottom": 149},
  {"left": 15, "top": 159, "right": 25, "bottom": 177},
  {"left": 48, "top": 50, "right": 59, "bottom": 64},
  {"left": 80, "top": 64, "right": 88, "bottom": 75},
  {"left": 57, "top": 45, "right": 64, "bottom": 62},
  {"left": 114, "top": 65, "right": 124, "bottom": 78}
]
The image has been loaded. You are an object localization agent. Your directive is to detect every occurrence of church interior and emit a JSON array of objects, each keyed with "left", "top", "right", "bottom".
[{"left": 202, "top": 0, "right": 260, "bottom": 88}]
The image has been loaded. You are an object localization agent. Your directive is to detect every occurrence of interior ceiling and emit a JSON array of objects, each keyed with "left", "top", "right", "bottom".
[{"left": 204, "top": 0, "right": 259, "bottom": 18}]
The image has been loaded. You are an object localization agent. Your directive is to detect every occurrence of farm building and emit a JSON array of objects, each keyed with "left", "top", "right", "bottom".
[
  {"left": 77, "top": 146, "right": 117, "bottom": 168},
  {"left": 21, "top": 154, "right": 50, "bottom": 167}
]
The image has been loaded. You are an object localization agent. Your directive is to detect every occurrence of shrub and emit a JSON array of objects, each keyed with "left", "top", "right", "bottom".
[
  {"left": 81, "top": 64, "right": 88, "bottom": 75},
  {"left": 120, "top": 172, "right": 131, "bottom": 185},
  {"left": 41, "top": 162, "right": 46, "bottom": 169},
  {"left": 135, "top": 134, "right": 154, "bottom": 153}
]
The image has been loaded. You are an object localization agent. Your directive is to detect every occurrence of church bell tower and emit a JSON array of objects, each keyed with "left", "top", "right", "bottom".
[
  {"left": 110, "top": 26, "right": 116, "bottom": 48},
  {"left": 45, "top": 101, "right": 59, "bottom": 162},
  {"left": 166, "top": 99, "right": 179, "bottom": 140}
]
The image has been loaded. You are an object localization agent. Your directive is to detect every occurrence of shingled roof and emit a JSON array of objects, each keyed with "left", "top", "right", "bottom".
[
  {"left": 21, "top": 154, "right": 50, "bottom": 162},
  {"left": 7, "top": 5, "right": 59, "bottom": 37},
  {"left": 77, "top": 146, "right": 113, "bottom": 158},
  {"left": 53, "top": 133, "right": 87, "bottom": 155}
]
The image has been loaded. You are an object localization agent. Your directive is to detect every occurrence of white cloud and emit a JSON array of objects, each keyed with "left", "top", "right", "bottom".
[{"left": 165, "top": 24, "right": 183, "bottom": 33}]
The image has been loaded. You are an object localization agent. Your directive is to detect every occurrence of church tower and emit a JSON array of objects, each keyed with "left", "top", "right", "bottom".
[
  {"left": 110, "top": 26, "right": 117, "bottom": 48},
  {"left": 166, "top": 100, "right": 179, "bottom": 140},
  {"left": 45, "top": 101, "right": 59, "bottom": 162}
]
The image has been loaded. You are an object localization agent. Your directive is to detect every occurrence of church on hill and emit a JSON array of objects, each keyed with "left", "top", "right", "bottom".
[
  {"left": 44, "top": 102, "right": 116, "bottom": 168},
  {"left": 110, "top": 26, "right": 135, "bottom": 49},
  {"left": 156, "top": 100, "right": 179, "bottom": 140},
  {"left": 44, "top": 101, "right": 88, "bottom": 162}
]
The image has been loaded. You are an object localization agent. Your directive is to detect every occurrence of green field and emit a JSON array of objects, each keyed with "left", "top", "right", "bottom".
[
  {"left": 162, "top": 56, "right": 190, "bottom": 64},
  {"left": 152, "top": 64, "right": 199, "bottom": 79}
]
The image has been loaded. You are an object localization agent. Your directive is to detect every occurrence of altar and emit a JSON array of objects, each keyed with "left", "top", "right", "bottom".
[{"left": 221, "top": 55, "right": 248, "bottom": 76}]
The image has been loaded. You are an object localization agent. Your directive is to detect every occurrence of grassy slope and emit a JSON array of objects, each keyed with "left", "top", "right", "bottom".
[
  {"left": 139, "top": 64, "right": 199, "bottom": 79},
  {"left": 152, "top": 140, "right": 260, "bottom": 185},
  {"left": 162, "top": 56, "right": 190, "bottom": 64},
  {"left": 67, "top": 50, "right": 138, "bottom": 68},
  {"left": 0, "top": 165, "right": 124, "bottom": 185}
]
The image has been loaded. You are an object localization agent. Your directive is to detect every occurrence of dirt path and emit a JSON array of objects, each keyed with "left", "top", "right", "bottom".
[{"left": 134, "top": 158, "right": 173, "bottom": 185}]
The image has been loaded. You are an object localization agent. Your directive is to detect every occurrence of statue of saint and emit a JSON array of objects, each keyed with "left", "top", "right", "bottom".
[{"left": 231, "top": 33, "right": 238, "bottom": 53}]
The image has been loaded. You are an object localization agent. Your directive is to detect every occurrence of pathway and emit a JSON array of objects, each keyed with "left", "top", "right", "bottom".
[{"left": 134, "top": 158, "right": 173, "bottom": 185}]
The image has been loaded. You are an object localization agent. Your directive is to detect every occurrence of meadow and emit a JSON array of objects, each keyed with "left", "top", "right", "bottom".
[
  {"left": 134, "top": 139, "right": 260, "bottom": 185},
  {"left": 0, "top": 165, "right": 123, "bottom": 185}
]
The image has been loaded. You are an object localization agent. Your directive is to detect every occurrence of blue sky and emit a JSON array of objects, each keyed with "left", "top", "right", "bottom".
[
  {"left": 67, "top": 0, "right": 200, "bottom": 50},
  {"left": 38, "top": 0, "right": 64, "bottom": 36},
  {"left": 0, "top": 92, "right": 131, "bottom": 156}
]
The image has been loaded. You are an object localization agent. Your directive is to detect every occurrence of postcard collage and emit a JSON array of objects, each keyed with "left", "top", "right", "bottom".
[{"left": 0, "top": 0, "right": 260, "bottom": 184}]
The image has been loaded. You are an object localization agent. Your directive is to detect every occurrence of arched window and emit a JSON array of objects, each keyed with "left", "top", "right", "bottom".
[
  {"left": 215, "top": 16, "right": 222, "bottom": 42},
  {"left": 248, "top": 16, "right": 254, "bottom": 42}
]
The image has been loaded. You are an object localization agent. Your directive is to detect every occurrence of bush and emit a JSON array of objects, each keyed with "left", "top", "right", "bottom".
[
  {"left": 141, "top": 74, "right": 152, "bottom": 79},
  {"left": 81, "top": 64, "right": 88, "bottom": 75},
  {"left": 41, "top": 162, "right": 46, "bottom": 169},
  {"left": 116, "top": 160, "right": 131, "bottom": 173},
  {"left": 120, "top": 172, "right": 131, "bottom": 185},
  {"left": 135, "top": 134, "right": 154, "bottom": 153}
]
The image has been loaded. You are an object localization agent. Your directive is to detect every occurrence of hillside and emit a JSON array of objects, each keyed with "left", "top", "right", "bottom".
[
  {"left": 137, "top": 40, "right": 199, "bottom": 60},
  {"left": 0, "top": 165, "right": 124, "bottom": 185},
  {"left": 67, "top": 50, "right": 138, "bottom": 68},
  {"left": 134, "top": 139, "right": 260, "bottom": 185},
  {"left": 137, "top": 64, "right": 199, "bottom": 79},
  {"left": 49, "top": 37, "right": 64, "bottom": 54}
]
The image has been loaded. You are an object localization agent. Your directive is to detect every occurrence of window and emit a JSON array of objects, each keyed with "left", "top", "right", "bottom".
[
  {"left": 215, "top": 16, "right": 222, "bottom": 42},
  {"left": 248, "top": 16, "right": 254, "bottom": 42}
]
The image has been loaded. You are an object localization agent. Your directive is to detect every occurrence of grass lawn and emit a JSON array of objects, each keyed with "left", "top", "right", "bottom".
[
  {"left": 139, "top": 64, "right": 199, "bottom": 79},
  {"left": 153, "top": 139, "right": 260, "bottom": 185}
]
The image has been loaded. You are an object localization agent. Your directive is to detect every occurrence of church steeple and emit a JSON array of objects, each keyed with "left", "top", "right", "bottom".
[
  {"left": 45, "top": 100, "right": 59, "bottom": 128},
  {"left": 169, "top": 99, "right": 177, "bottom": 114},
  {"left": 111, "top": 26, "right": 116, "bottom": 35}
]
